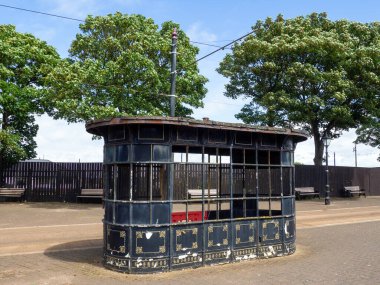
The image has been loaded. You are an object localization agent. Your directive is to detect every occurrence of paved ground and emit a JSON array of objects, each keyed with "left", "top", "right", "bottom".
[{"left": 0, "top": 197, "right": 380, "bottom": 285}]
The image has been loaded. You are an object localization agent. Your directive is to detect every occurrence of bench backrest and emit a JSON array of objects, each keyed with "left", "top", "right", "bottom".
[
  {"left": 188, "top": 189, "right": 217, "bottom": 197},
  {"left": 0, "top": 188, "right": 25, "bottom": 195},
  {"left": 344, "top": 186, "right": 360, "bottom": 191},
  {"left": 295, "top": 187, "right": 315, "bottom": 193},
  {"left": 80, "top": 189, "right": 103, "bottom": 196}
]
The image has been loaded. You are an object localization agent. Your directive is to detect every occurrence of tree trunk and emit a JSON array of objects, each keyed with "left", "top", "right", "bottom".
[{"left": 312, "top": 129, "right": 324, "bottom": 166}]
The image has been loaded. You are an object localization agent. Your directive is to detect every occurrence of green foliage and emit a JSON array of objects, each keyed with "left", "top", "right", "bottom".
[
  {"left": 48, "top": 13, "right": 208, "bottom": 123},
  {"left": 218, "top": 13, "right": 380, "bottom": 165},
  {"left": 356, "top": 114, "right": 380, "bottom": 161},
  {"left": 0, "top": 25, "right": 60, "bottom": 172}
]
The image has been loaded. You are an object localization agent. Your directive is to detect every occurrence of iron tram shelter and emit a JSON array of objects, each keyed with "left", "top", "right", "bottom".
[{"left": 86, "top": 116, "right": 307, "bottom": 273}]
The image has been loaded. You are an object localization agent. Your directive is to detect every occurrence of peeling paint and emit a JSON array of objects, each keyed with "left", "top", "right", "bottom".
[
  {"left": 225, "top": 250, "right": 231, "bottom": 259},
  {"left": 145, "top": 232, "right": 153, "bottom": 239},
  {"left": 178, "top": 254, "right": 188, "bottom": 260}
]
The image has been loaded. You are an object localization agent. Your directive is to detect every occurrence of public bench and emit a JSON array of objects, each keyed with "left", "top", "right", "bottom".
[
  {"left": 295, "top": 187, "right": 320, "bottom": 200},
  {"left": 0, "top": 188, "right": 25, "bottom": 202},
  {"left": 187, "top": 189, "right": 217, "bottom": 199},
  {"left": 344, "top": 186, "right": 366, "bottom": 198},
  {"left": 77, "top": 188, "right": 103, "bottom": 202}
]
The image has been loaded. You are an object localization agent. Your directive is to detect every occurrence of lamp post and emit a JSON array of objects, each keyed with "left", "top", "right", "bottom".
[{"left": 322, "top": 134, "right": 332, "bottom": 205}]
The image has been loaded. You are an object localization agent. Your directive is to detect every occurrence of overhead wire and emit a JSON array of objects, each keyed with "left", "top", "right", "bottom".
[
  {"left": 0, "top": 4, "right": 84, "bottom": 22},
  {"left": 0, "top": 4, "right": 231, "bottom": 49},
  {"left": 3, "top": 4, "right": 375, "bottom": 109}
]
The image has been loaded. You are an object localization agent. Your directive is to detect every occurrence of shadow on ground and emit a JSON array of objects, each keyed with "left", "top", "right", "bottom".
[{"left": 44, "top": 239, "right": 103, "bottom": 268}]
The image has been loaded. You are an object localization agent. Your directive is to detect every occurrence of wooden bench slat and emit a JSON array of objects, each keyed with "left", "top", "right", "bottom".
[
  {"left": 295, "top": 187, "right": 320, "bottom": 200},
  {"left": 344, "top": 186, "right": 366, "bottom": 197},
  {"left": 77, "top": 188, "right": 103, "bottom": 202},
  {"left": 0, "top": 188, "right": 25, "bottom": 201},
  {"left": 188, "top": 189, "right": 217, "bottom": 199}
]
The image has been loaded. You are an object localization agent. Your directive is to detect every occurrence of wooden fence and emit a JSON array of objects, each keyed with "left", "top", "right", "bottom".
[
  {"left": 1, "top": 162, "right": 103, "bottom": 202},
  {"left": 1, "top": 162, "right": 379, "bottom": 202}
]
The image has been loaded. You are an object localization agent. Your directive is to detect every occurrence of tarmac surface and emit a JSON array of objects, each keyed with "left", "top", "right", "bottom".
[{"left": 1, "top": 197, "right": 380, "bottom": 285}]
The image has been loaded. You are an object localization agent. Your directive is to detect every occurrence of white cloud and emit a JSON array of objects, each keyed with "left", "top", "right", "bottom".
[
  {"left": 186, "top": 22, "right": 218, "bottom": 43},
  {"left": 295, "top": 129, "right": 379, "bottom": 167},
  {"left": 40, "top": 0, "right": 100, "bottom": 19},
  {"left": 35, "top": 115, "right": 103, "bottom": 162}
]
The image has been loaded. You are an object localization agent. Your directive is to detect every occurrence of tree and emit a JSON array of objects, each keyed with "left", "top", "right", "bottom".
[
  {"left": 217, "top": 13, "right": 380, "bottom": 165},
  {"left": 0, "top": 25, "right": 60, "bottom": 181},
  {"left": 355, "top": 111, "right": 380, "bottom": 161},
  {"left": 47, "top": 13, "right": 208, "bottom": 123}
]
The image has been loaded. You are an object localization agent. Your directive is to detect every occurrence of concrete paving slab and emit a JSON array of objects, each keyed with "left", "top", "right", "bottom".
[{"left": 0, "top": 197, "right": 379, "bottom": 284}]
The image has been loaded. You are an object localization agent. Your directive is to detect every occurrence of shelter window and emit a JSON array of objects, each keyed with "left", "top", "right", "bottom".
[
  {"left": 281, "top": 151, "right": 293, "bottom": 166},
  {"left": 261, "top": 134, "right": 277, "bottom": 147},
  {"left": 235, "top": 132, "right": 252, "bottom": 145},
  {"left": 177, "top": 127, "right": 198, "bottom": 142},
  {"left": 138, "top": 124, "right": 164, "bottom": 140},
  {"left": 282, "top": 137, "right": 294, "bottom": 150},
  {"left": 208, "top": 129, "right": 227, "bottom": 144},
  {"left": 104, "top": 145, "right": 129, "bottom": 163},
  {"left": 108, "top": 125, "right": 126, "bottom": 141}
]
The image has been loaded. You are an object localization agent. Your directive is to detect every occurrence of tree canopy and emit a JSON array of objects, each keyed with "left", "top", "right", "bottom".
[
  {"left": 47, "top": 13, "right": 208, "bottom": 123},
  {"left": 218, "top": 13, "right": 380, "bottom": 165},
  {"left": 0, "top": 25, "right": 59, "bottom": 174}
]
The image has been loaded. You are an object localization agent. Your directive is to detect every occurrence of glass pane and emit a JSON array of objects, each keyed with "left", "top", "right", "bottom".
[
  {"left": 282, "top": 137, "right": 293, "bottom": 150},
  {"left": 153, "top": 145, "right": 170, "bottom": 162},
  {"left": 281, "top": 152, "right": 293, "bottom": 166},
  {"left": 104, "top": 145, "right": 115, "bottom": 163},
  {"left": 261, "top": 135, "right": 277, "bottom": 147},
  {"left": 104, "top": 165, "right": 114, "bottom": 199},
  {"left": 177, "top": 127, "right": 198, "bottom": 142},
  {"left": 133, "top": 145, "right": 151, "bottom": 162},
  {"left": 152, "top": 203, "right": 170, "bottom": 224},
  {"left": 139, "top": 125, "right": 164, "bottom": 140},
  {"left": 115, "top": 145, "right": 129, "bottom": 162},
  {"left": 208, "top": 129, "right": 227, "bottom": 143},
  {"left": 235, "top": 132, "right": 252, "bottom": 145},
  {"left": 108, "top": 125, "right": 125, "bottom": 141},
  {"left": 132, "top": 203, "right": 150, "bottom": 224},
  {"left": 115, "top": 202, "right": 130, "bottom": 224}
]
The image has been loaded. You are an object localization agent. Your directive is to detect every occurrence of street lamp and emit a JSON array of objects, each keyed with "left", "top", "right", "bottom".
[{"left": 322, "top": 134, "right": 332, "bottom": 205}]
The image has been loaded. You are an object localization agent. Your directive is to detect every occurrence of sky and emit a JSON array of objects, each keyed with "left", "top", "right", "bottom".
[{"left": 0, "top": 0, "right": 379, "bottom": 167}]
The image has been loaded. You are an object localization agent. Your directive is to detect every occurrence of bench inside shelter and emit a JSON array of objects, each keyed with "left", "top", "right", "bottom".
[
  {"left": 344, "top": 186, "right": 366, "bottom": 197},
  {"left": 77, "top": 188, "right": 103, "bottom": 202},
  {"left": 0, "top": 188, "right": 25, "bottom": 202},
  {"left": 187, "top": 188, "right": 217, "bottom": 199},
  {"left": 295, "top": 187, "right": 320, "bottom": 200}
]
